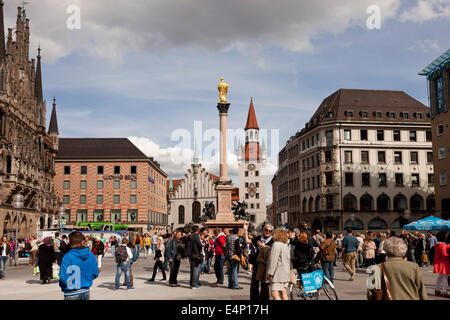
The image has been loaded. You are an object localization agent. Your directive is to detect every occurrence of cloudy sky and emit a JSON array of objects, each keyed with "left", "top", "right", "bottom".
[{"left": 6, "top": 0, "right": 449, "bottom": 203}]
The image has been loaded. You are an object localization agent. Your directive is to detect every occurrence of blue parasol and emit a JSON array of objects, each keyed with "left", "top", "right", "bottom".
[{"left": 403, "top": 216, "right": 450, "bottom": 231}]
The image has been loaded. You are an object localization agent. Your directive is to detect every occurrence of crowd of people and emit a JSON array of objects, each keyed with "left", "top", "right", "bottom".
[{"left": 0, "top": 224, "right": 448, "bottom": 301}]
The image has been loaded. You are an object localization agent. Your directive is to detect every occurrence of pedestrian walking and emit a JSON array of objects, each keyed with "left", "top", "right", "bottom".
[
  {"left": 367, "top": 236, "right": 427, "bottom": 300},
  {"left": 226, "top": 227, "right": 243, "bottom": 290},
  {"left": 363, "top": 235, "right": 376, "bottom": 267},
  {"left": 114, "top": 238, "right": 134, "bottom": 290},
  {"left": 91, "top": 237, "right": 105, "bottom": 272},
  {"left": 109, "top": 236, "right": 117, "bottom": 258},
  {"left": 343, "top": 228, "right": 359, "bottom": 281},
  {"left": 355, "top": 233, "right": 364, "bottom": 268},
  {"left": 319, "top": 232, "right": 336, "bottom": 283},
  {"left": 133, "top": 233, "right": 143, "bottom": 257},
  {"left": 266, "top": 228, "right": 290, "bottom": 300},
  {"left": 0, "top": 236, "right": 11, "bottom": 280},
  {"left": 143, "top": 233, "right": 151, "bottom": 258},
  {"left": 53, "top": 232, "right": 63, "bottom": 266},
  {"left": 124, "top": 241, "right": 138, "bottom": 286},
  {"left": 167, "top": 230, "right": 184, "bottom": 287},
  {"left": 149, "top": 236, "right": 167, "bottom": 282},
  {"left": 243, "top": 222, "right": 274, "bottom": 300},
  {"left": 426, "top": 231, "right": 437, "bottom": 265},
  {"left": 185, "top": 226, "right": 203, "bottom": 289},
  {"left": 433, "top": 231, "right": 450, "bottom": 298},
  {"left": 163, "top": 233, "right": 173, "bottom": 271},
  {"left": 36, "top": 237, "right": 56, "bottom": 284},
  {"left": 59, "top": 231, "right": 99, "bottom": 300},
  {"left": 151, "top": 233, "right": 158, "bottom": 254}
]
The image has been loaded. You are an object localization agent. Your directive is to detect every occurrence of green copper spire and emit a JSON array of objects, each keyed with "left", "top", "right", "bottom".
[{"left": 169, "top": 177, "right": 173, "bottom": 192}]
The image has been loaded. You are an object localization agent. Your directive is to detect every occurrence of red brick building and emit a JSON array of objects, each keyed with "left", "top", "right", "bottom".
[{"left": 55, "top": 138, "right": 168, "bottom": 234}]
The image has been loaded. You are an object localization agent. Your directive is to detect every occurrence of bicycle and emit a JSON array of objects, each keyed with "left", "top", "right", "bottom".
[{"left": 289, "top": 262, "right": 338, "bottom": 300}]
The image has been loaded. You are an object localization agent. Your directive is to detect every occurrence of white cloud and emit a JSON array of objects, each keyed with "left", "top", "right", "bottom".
[
  {"left": 5, "top": 0, "right": 401, "bottom": 63},
  {"left": 408, "top": 39, "right": 441, "bottom": 52},
  {"left": 399, "top": 0, "right": 450, "bottom": 23}
]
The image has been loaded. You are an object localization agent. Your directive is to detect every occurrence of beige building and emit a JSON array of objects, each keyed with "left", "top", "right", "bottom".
[
  {"left": 0, "top": 5, "right": 59, "bottom": 238},
  {"left": 276, "top": 89, "right": 435, "bottom": 232},
  {"left": 167, "top": 157, "right": 219, "bottom": 230}
]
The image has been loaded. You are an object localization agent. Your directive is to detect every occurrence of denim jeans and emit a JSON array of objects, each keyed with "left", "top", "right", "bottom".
[
  {"left": 64, "top": 292, "right": 90, "bottom": 300},
  {"left": 110, "top": 246, "right": 115, "bottom": 258},
  {"left": 189, "top": 257, "right": 200, "bottom": 287},
  {"left": 205, "top": 257, "right": 212, "bottom": 273},
  {"left": 135, "top": 245, "right": 142, "bottom": 257},
  {"left": 228, "top": 259, "right": 240, "bottom": 289},
  {"left": 197, "top": 261, "right": 205, "bottom": 280},
  {"left": 322, "top": 261, "right": 334, "bottom": 282},
  {"left": 214, "top": 254, "right": 225, "bottom": 284},
  {"left": 0, "top": 256, "right": 8, "bottom": 278},
  {"left": 115, "top": 261, "right": 131, "bottom": 289}
]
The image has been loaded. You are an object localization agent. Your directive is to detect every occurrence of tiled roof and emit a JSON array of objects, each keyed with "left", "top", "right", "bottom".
[
  {"left": 245, "top": 98, "right": 259, "bottom": 130},
  {"left": 56, "top": 138, "right": 148, "bottom": 160}
]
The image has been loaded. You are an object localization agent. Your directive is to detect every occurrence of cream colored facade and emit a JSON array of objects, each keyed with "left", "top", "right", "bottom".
[{"left": 167, "top": 163, "right": 217, "bottom": 230}]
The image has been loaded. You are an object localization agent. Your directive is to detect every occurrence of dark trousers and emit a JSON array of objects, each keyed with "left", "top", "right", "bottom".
[
  {"left": 169, "top": 258, "right": 181, "bottom": 284},
  {"left": 189, "top": 257, "right": 200, "bottom": 287},
  {"left": 429, "top": 247, "right": 435, "bottom": 265},
  {"left": 214, "top": 254, "right": 225, "bottom": 284},
  {"left": 151, "top": 260, "right": 166, "bottom": 280},
  {"left": 55, "top": 252, "right": 63, "bottom": 266},
  {"left": 250, "top": 262, "right": 270, "bottom": 300}
]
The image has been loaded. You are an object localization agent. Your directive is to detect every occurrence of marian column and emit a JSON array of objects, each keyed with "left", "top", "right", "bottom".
[{"left": 205, "top": 78, "right": 244, "bottom": 229}]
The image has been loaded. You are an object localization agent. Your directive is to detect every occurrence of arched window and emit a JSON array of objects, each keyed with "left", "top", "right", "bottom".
[
  {"left": 377, "top": 194, "right": 390, "bottom": 211},
  {"left": 178, "top": 205, "right": 185, "bottom": 224},
  {"left": 343, "top": 194, "right": 357, "bottom": 211},
  {"left": 360, "top": 194, "right": 373, "bottom": 211},
  {"left": 393, "top": 194, "right": 407, "bottom": 211},
  {"left": 426, "top": 195, "right": 435, "bottom": 211},
  {"left": 344, "top": 218, "right": 364, "bottom": 230},
  {"left": 192, "top": 201, "right": 201, "bottom": 223},
  {"left": 308, "top": 198, "right": 313, "bottom": 213},
  {"left": 302, "top": 198, "right": 307, "bottom": 213},
  {"left": 410, "top": 195, "right": 424, "bottom": 211},
  {"left": 368, "top": 218, "right": 387, "bottom": 230},
  {"left": 315, "top": 196, "right": 320, "bottom": 212}
]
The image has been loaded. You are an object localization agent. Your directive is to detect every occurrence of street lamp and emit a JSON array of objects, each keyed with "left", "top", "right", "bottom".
[{"left": 12, "top": 192, "right": 24, "bottom": 266}]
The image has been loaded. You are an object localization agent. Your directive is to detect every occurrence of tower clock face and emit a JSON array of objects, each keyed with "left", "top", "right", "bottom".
[{"left": 247, "top": 164, "right": 255, "bottom": 171}]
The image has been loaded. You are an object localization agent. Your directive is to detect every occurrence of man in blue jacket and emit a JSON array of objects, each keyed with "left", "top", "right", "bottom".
[
  {"left": 342, "top": 228, "right": 359, "bottom": 281},
  {"left": 59, "top": 231, "right": 99, "bottom": 300}
]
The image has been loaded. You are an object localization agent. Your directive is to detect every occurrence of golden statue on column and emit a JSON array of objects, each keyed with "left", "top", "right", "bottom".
[{"left": 218, "top": 77, "right": 229, "bottom": 103}]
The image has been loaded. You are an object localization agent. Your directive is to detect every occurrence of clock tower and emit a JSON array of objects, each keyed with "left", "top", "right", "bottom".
[{"left": 237, "top": 98, "right": 267, "bottom": 231}]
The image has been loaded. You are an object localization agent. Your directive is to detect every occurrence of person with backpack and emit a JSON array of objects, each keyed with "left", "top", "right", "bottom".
[
  {"left": 226, "top": 227, "right": 244, "bottom": 290},
  {"left": 185, "top": 226, "right": 203, "bottom": 289},
  {"left": 53, "top": 232, "right": 64, "bottom": 266},
  {"left": 114, "top": 238, "right": 134, "bottom": 290},
  {"left": 91, "top": 237, "right": 105, "bottom": 272},
  {"left": 213, "top": 228, "right": 227, "bottom": 286},
  {"left": 59, "top": 231, "right": 98, "bottom": 300},
  {"left": 123, "top": 242, "right": 138, "bottom": 287},
  {"left": 149, "top": 236, "right": 166, "bottom": 282},
  {"left": 319, "top": 232, "right": 337, "bottom": 283}
]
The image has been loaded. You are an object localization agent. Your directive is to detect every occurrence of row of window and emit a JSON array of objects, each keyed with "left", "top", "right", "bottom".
[
  {"left": 62, "top": 194, "right": 138, "bottom": 205},
  {"left": 244, "top": 171, "right": 260, "bottom": 177},
  {"left": 63, "top": 165, "right": 137, "bottom": 175},
  {"left": 63, "top": 179, "right": 137, "bottom": 190},
  {"left": 63, "top": 209, "right": 167, "bottom": 224},
  {"left": 342, "top": 110, "right": 426, "bottom": 120},
  {"left": 245, "top": 193, "right": 260, "bottom": 199},
  {"left": 245, "top": 182, "right": 260, "bottom": 188},
  {"left": 343, "top": 150, "right": 434, "bottom": 165},
  {"left": 343, "top": 129, "right": 431, "bottom": 142}
]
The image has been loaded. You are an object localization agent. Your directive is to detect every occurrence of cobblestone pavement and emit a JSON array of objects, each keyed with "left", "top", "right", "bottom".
[{"left": 0, "top": 255, "right": 447, "bottom": 300}]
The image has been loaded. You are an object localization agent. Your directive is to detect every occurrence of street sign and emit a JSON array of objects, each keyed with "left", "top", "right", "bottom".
[{"left": 301, "top": 269, "right": 324, "bottom": 293}]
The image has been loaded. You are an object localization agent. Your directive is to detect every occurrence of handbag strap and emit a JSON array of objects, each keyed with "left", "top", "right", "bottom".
[{"left": 381, "top": 263, "right": 394, "bottom": 300}]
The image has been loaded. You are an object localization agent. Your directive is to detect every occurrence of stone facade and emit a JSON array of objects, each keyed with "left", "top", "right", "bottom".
[
  {"left": 275, "top": 89, "right": 435, "bottom": 232},
  {"left": 167, "top": 162, "right": 218, "bottom": 230},
  {"left": 0, "top": 4, "right": 59, "bottom": 238}
]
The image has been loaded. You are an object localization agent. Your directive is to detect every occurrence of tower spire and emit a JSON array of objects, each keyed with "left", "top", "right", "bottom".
[
  {"left": 0, "top": 1, "right": 5, "bottom": 62},
  {"left": 245, "top": 96, "right": 259, "bottom": 130},
  {"left": 35, "top": 46, "right": 43, "bottom": 101},
  {"left": 48, "top": 97, "right": 59, "bottom": 134}
]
